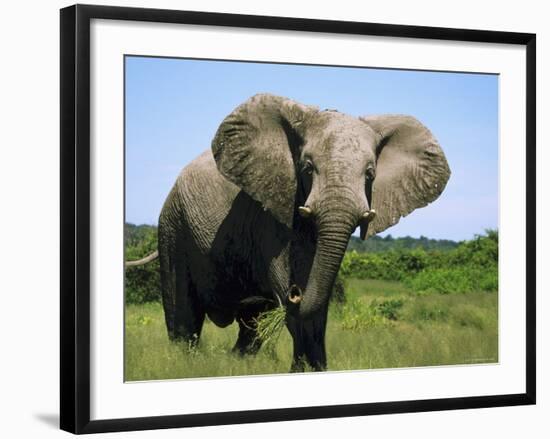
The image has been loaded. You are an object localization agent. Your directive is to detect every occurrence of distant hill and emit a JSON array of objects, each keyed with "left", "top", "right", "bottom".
[{"left": 347, "top": 234, "right": 459, "bottom": 253}]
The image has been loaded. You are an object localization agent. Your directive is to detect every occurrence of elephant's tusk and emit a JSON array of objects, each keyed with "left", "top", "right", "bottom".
[
  {"left": 288, "top": 284, "right": 303, "bottom": 304},
  {"left": 298, "top": 206, "right": 313, "bottom": 218},
  {"left": 362, "top": 209, "right": 376, "bottom": 222},
  {"left": 359, "top": 210, "right": 376, "bottom": 241}
]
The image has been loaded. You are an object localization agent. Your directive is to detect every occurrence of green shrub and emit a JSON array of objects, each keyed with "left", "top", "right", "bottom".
[
  {"left": 339, "top": 251, "right": 402, "bottom": 281},
  {"left": 340, "top": 230, "right": 498, "bottom": 295},
  {"left": 395, "top": 249, "right": 428, "bottom": 273},
  {"left": 334, "top": 297, "right": 403, "bottom": 331},
  {"left": 336, "top": 298, "right": 383, "bottom": 331},
  {"left": 125, "top": 260, "right": 162, "bottom": 304},
  {"left": 340, "top": 247, "right": 432, "bottom": 281},
  {"left": 374, "top": 299, "right": 404, "bottom": 320},
  {"left": 405, "top": 266, "right": 497, "bottom": 295},
  {"left": 445, "top": 230, "right": 498, "bottom": 269},
  {"left": 125, "top": 223, "right": 158, "bottom": 259},
  {"left": 125, "top": 224, "right": 161, "bottom": 304}
]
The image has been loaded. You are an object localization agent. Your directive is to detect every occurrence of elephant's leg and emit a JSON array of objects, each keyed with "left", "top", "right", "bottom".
[
  {"left": 160, "top": 242, "right": 205, "bottom": 345},
  {"left": 172, "top": 260, "right": 205, "bottom": 347},
  {"left": 286, "top": 305, "right": 328, "bottom": 372},
  {"left": 159, "top": 240, "right": 177, "bottom": 339}
]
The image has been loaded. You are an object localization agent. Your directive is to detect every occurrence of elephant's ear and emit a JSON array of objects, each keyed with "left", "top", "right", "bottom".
[
  {"left": 212, "top": 94, "right": 318, "bottom": 228},
  {"left": 360, "top": 115, "right": 451, "bottom": 237}
]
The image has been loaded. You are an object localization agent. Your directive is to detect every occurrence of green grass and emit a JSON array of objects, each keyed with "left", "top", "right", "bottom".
[
  {"left": 125, "top": 278, "right": 498, "bottom": 381},
  {"left": 125, "top": 302, "right": 295, "bottom": 381},
  {"left": 345, "top": 278, "right": 411, "bottom": 297}
]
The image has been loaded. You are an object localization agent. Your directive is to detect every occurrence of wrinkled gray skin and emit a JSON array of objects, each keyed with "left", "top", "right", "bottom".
[{"left": 157, "top": 93, "right": 450, "bottom": 371}]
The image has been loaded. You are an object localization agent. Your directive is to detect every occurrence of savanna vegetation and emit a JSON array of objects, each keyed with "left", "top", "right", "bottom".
[{"left": 124, "top": 224, "right": 498, "bottom": 381}]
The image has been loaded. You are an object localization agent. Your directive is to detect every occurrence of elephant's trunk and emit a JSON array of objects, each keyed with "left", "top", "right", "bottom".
[{"left": 296, "top": 193, "right": 358, "bottom": 320}]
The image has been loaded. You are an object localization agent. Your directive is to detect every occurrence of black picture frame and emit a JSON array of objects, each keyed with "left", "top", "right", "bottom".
[{"left": 60, "top": 4, "right": 536, "bottom": 434}]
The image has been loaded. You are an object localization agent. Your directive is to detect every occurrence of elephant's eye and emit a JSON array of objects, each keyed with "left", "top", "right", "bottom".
[
  {"left": 366, "top": 167, "right": 376, "bottom": 181},
  {"left": 302, "top": 160, "right": 314, "bottom": 175}
]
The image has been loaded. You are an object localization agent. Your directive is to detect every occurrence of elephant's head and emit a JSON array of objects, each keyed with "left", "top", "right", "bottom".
[{"left": 212, "top": 94, "right": 450, "bottom": 320}]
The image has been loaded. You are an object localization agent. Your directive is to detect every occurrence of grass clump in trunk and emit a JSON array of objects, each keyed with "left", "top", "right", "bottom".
[{"left": 253, "top": 307, "right": 286, "bottom": 353}]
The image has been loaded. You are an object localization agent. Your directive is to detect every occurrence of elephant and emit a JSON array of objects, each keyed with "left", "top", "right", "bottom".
[{"left": 147, "top": 93, "right": 450, "bottom": 372}]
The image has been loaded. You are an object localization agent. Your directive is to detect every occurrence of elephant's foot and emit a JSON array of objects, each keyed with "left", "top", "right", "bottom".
[
  {"left": 290, "top": 355, "right": 326, "bottom": 373},
  {"left": 232, "top": 340, "right": 261, "bottom": 356},
  {"left": 290, "top": 357, "right": 306, "bottom": 373}
]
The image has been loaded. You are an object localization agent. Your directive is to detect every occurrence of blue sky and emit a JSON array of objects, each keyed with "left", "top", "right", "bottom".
[{"left": 125, "top": 56, "right": 498, "bottom": 241}]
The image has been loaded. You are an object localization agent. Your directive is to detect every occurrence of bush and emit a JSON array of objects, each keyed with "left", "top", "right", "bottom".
[
  {"left": 339, "top": 248, "right": 427, "bottom": 281},
  {"left": 336, "top": 297, "right": 384, "bottom": 331},
  {"left": 125, "top": 260, "right": 161, "bottom": 304},
  {"left": 374, "top": 299, "right": 404, "bottom": 320},
  {"left": 340, "top": 230, "right": 498, "bottom": 295},
  {"left": 339, "top": 251, "right": 402, "bottom": 280},
  {"left": 445, "top": 230, "right": 498, "bottom": 269},
  {"left": 334, "top": 297, "right": 403, "bottom": 331},
  {"left": 405, "top": 266, "right": 497, "bottom": 295},
  {"left": 125, "top": 223, "right": 158, "bottom": 259},
  {"left": 125, "top": 224, "right": 161, "bottom": 304}
]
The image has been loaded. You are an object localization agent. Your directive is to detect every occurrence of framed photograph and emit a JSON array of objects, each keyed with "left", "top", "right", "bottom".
[{"left": 60, "top": 4, "right": 536, "bottom": 434}]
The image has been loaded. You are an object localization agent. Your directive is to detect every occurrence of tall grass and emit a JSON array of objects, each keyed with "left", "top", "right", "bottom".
[
  {"left": 125, "top": 278, "right": 498, "bottom": 381},
  {"left": 125, "top": 302, "right": 294, "bottom": 381}
]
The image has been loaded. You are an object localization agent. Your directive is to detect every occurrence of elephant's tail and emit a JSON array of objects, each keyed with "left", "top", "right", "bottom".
[{"left": 125, "top": 250, "right": 159, "bottom": 268}]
